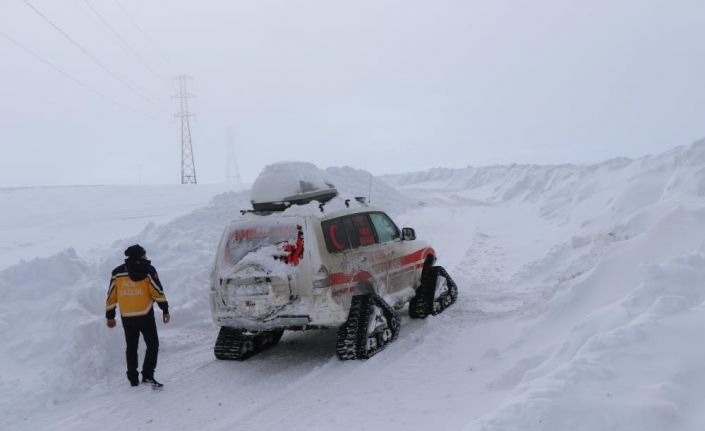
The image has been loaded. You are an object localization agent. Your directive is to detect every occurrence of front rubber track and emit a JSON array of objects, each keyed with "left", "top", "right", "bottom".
[{"left": 408, "top": 265, "right": 458, "bottom": 318}]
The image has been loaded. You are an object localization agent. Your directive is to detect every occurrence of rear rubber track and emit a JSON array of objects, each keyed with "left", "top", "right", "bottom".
[
  {"left": 336, "top": 294, "right": 400, "bottom": 360},
  {"left": 214, "top": 327, "right": 284, "bottom": 360}
]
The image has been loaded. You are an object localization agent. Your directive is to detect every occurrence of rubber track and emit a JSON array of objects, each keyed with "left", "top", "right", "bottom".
[
  {"left": 438, "top": 266, "right": 459, "bottom": 305},
  {"left": 214, "top": 327, "right": 284, "bottom": 360},
  {"left": 408, "top": 266, "right": 436, "bottom": 318},
  {"left": 408, "top": 265, "right": 458, "bottom": 318},
  {"left": 335, "top": 296, "right": 365, "bottom": 360},
  {"left": 336, "top": 294, "right": 400, "bottom": 360}
]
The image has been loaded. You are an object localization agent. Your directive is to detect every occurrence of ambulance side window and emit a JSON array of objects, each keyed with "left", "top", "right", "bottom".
[
  {"left": 343, "top": 214, "right": 378, "bottom": 249},
  {"left": 369, "top": 212, "right": 400, "bottom": 243},
  {"left": 322, "top": 218, "right": 350, "bottom": 253}
]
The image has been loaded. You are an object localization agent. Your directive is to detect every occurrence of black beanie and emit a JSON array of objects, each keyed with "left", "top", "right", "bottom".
[{"left": 124, "top": 244, "right": 146, "bottom": 259}]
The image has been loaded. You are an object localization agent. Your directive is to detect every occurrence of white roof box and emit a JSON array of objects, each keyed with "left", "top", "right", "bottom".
[{"left": 250, "top": 162, "right": 338, "bottom": 211}]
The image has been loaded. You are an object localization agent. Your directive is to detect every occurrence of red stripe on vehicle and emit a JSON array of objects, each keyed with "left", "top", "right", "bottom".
[
  {"left": 400, "top": 248, "right": 434, "bottom": 266},
  {"left": 353, "top": 271, "right": 371, "bottom": 282},
  {"left": 330, "top": 273, "right": 353, "bottom": 285},
  {"left": 400, "top": 249, "right": 424, "bottom": 266},
  {"left": 329, "top": 271, "right": 371, "bottom": 288},
  {"left": 329, "top": 248, "right": 434, "bottom": 289}
]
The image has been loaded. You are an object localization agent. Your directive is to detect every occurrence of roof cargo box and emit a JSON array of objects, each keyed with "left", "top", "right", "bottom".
[{"left": 250, "top": 162, "right": 338, "bottom": 211}]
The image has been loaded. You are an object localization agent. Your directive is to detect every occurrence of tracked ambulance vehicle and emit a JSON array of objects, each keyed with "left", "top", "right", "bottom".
[{"left": 209, "top": 163, "right": 458, "bottom": 360}]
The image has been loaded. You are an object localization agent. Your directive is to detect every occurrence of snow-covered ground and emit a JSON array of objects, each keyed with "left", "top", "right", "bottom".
[
  {"left": 0, "top": 184, "right": 241, "bottom": 270},
  {"left": 3, "top": 144, "right": 705, "bottom": 430}
]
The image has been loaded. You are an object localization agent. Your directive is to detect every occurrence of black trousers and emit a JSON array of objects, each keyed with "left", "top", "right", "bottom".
[{"left": 122, "top": 311, "right": 159, "bottom": 380}]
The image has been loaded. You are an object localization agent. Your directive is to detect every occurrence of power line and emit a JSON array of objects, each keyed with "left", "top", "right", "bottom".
[
  {"left": 79, "top": 0, "right": 168, "bottom": 83},
  {"left": 0, "top": 30, "right": 158, "bottom": 119},
  {"left": 22, "top": 0, "right": 170, "bottom": 113},
  {"left": 113, "top": 0, "right": 171, "bottom": 68}
]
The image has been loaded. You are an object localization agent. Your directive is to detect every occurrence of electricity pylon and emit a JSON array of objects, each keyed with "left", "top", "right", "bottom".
[{"left": 174, "top": 75, "right": 197, "bottom": 184}]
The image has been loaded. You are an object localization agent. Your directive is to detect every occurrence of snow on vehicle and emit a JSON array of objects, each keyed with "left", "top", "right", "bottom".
[
  {"left": 250, "top": 161, "right": 338, "bottom": 212},
  {"left": 209, "top": 162, "right": 458, "bottom": 360}
]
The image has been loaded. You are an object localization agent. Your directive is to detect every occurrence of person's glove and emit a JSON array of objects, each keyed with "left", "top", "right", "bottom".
[
  {"left": 106, "top": 318, "right": 116, "bottom": 328},
  {"left": 163, "top": 313, "right": 170, "bottom": 324}
]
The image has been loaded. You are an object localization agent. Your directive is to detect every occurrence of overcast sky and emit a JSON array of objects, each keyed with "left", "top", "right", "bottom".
[{"left": 2, "top": 0, "right": 705, "bottom": 186}]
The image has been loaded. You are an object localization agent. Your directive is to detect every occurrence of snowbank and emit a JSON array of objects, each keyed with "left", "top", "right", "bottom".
[
  {"left": 388, "top": 141, "right": 705, "bottom": 430},
  {"left": 469, "top": 251, "right": 705, "bottom": 431}
]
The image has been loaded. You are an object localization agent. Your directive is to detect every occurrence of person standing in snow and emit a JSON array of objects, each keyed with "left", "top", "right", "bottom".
[{"left": 105, "top": 244, "right": 170, "bottom": 388}]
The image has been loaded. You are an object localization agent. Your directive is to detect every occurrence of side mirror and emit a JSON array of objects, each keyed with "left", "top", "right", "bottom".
[{"left": 401, "top": 227, "right": 416, "bottom": 241}]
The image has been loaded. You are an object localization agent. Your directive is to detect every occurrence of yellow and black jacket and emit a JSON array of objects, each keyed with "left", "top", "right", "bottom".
[{"left": 105, "top": 259, "right": 169, "bottom": 319}]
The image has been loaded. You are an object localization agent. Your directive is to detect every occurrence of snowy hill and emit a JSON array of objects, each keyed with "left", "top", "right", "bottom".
[
  {"left": 3, "top": 145, "right": 705, "bottom": 430},
  {"left": 384, "top": 140, "right": 705, "bottom": 212}
]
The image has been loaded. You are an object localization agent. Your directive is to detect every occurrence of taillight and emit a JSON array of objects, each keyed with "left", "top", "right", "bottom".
[{"left": 313, "top": 265, "right": 330, "bottom": 288}]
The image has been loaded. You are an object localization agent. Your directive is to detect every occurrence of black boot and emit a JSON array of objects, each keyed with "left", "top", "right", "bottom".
[
  {"left": 142, "top": 376, "right": 163, "bottom": 388},
  {"left": 126, "top": 371, "right": 139, "bottom": 387}
]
